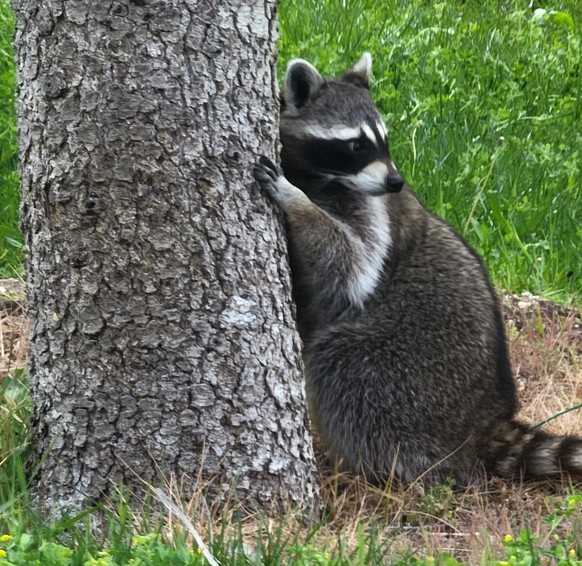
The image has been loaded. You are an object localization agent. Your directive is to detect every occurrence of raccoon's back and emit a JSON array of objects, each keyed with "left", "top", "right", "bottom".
[
  {"left": 302, "top": 208, "right": 517, "bottom": 482},
  {"left": 374, "top": 205, "right": 516, "bottom": 404}
]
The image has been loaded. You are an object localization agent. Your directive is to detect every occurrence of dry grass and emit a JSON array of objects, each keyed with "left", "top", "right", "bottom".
[
  {"left": 113, "top": 292, "right": 581, "bottom": 563},
  {"left": 143, "top": 463, "right": 581, "bottom": 563},
  {"left": 0, "top": 278, "right": 27, "bottom": 379},
  {"left": 503, "top": 293, "right": 582, "bottom": 436},
  {"left": 1, "top": 285, "right": 581, "bottom": 562}
]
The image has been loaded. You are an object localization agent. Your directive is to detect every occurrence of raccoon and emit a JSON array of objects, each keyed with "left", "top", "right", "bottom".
[{"left": 254, "top": 53, "right": 582, "bottom": 485}]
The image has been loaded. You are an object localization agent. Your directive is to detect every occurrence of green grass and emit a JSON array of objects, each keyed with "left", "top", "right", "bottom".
[
  {"left": 0, "top": 0, "right": 21, "bottom": 278},
  {"left": 1, "top": 1, "right": 580, "bottom": 300},
  {"left": 279, "top": 0, "right": 582, "bottom": 303}
]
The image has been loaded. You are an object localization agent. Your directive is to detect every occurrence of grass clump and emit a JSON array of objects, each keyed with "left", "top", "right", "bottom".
[{"left": 0, "top": 531, "right": 208, "bottom": 566}]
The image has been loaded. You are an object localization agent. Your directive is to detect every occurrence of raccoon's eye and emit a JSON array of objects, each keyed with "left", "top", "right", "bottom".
[{"left": 349, "top": 140, "right": 364, "bottom": 152}]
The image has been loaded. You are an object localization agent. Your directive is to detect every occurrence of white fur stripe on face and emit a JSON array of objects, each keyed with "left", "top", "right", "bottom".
[
  {"left": 361, "top": 123, "right": 377, "bottom": 146},
  {"left": 300, "top": 122, "right": 380, "bottom": 144},
  {"left": 375, "top": 119, "right": 387, "bottom": 141},
  {"left": 360, "top": 161, "right": 389, "bottom": 178},
  {"left": 301, "top": 124, "right": 361, "bottom": 140},
  {"left": 341, "top": 161, "right": 390, "bottom": 195}
]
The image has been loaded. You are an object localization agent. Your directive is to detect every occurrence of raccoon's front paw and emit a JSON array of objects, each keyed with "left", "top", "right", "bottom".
[
  {"left": 254, "top": 156, "right": 310, "bottom": 211},
  {"left": 253, "top": 156, "right": 284, "bottom": 201}
]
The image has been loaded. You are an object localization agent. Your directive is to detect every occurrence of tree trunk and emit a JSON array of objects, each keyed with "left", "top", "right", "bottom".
[{"left": 13, "top": 0, "right": 318, "bottom": 515}]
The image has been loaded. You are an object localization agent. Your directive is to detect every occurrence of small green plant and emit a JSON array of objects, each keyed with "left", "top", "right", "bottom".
[
  {"left": 0, "top": 530, "right": 206, "bottom": 566},
  {"left": 414, "top": 478, "right": 457, "bottom": 522},
  {"left": 497, "top": 495, "right": 582, "bottom": 566},
  {"left": 287, "top": 543, "right": 334, "bottom": 565},
  {"left": 395, "top": 555, "right": 464, "bottom": 566}
]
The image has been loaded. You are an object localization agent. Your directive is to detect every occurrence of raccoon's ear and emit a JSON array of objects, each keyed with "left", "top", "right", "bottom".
[
  {"left": 284, "top": 58, "right": 324, "bottom": 110},
  {"left": 342, "top": 52, "right": 372, "bottom": 89}
]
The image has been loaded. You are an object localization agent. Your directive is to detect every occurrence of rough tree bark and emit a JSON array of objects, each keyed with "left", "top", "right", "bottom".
[{"left": 13, "top": 0, "right": 318, "bottom": 515}]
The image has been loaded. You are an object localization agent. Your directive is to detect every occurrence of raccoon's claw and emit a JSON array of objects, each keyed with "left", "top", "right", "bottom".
[
  {"left": 259, "top": 156, "right": 283, "bottom": 179},
  {"left": 254, "top": 156, "right": 284, "bottom": 199},
  {"left": 254, "top": 155, "right": 310, "bottom": 210},
  {"left": 254, "top": 156, "right": 282, "bottom": 182}
]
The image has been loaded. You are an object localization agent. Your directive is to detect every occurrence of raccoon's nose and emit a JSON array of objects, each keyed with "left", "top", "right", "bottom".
[{"left": 385, "top": 173, "right": 405, "bottom": 193}]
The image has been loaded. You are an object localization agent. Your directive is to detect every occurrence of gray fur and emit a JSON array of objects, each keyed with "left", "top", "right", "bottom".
[{"left": 254, "top": 54, "right": 582, "bottom": 485}]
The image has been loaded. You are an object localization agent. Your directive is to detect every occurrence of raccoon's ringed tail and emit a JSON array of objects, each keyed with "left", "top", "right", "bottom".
[{"left": 486, "top": 420, "right": 582, "bottom": 478}]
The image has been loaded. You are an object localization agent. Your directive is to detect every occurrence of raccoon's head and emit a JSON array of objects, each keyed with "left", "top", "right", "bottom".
[{"left": 280, "top": 53, "right": 405, "bottom": 197}]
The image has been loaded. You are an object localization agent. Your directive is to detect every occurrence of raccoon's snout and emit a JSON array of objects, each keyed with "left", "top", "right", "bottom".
[
  {"left": 385, "top": 173, "right": 405, "bottom": 193},
  {"left": 350, "top": 162, "right": 405, "bottom": 196}
]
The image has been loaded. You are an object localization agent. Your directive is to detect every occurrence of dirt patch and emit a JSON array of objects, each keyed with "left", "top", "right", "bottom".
[{"left": 0, "top": 278, "right": 27, "bottom": 378}]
